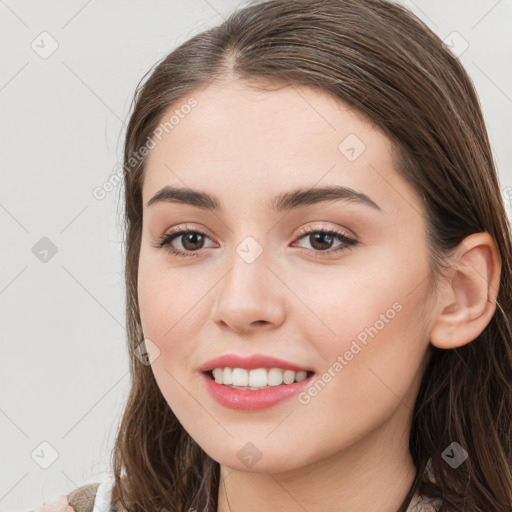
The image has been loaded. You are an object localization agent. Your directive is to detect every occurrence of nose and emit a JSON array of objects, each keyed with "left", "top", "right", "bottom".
[{"left": 211, "top": 251, "right": 287, "bottom": 335}]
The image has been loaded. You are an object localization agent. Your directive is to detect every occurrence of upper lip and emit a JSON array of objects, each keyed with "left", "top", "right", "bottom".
[{"left": 199, "top": 354, "right": 314, "bottom": 373}]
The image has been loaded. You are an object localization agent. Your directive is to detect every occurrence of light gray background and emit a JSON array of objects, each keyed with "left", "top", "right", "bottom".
[{"left": 1, "top": 1, "right": 511, "bottom": 510}]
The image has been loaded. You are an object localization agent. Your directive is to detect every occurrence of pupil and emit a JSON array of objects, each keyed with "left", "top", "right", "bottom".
[
  {"left": 183, "top": 233, "right": 203, "bottom": 250},
  {"left": 311, "top": 233, "right": 333, "bottom": 250}
]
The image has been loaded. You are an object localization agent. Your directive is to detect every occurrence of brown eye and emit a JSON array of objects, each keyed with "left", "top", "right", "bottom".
[
  {"left": 153, "top": 229, "right": 215, "bottom": 258},
  {"left": 307, "top": 232, "right": 336, "bottom": 251},
  {"left": 179, "top": 232, "right": 207, "bottom": 251},
  {"left": 293, "top": 228, "right": 358, "bottom": 257}
]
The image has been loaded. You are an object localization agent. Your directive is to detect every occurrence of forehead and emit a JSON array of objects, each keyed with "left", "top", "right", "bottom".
[{"left": 141, "top": 80, "right": 413, "bottom": 215}]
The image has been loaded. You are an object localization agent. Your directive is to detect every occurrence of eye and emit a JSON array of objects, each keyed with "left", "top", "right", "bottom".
[
  {"left": 152, "top": 224, "right": 358, "bottom": 258},
  {"left": 151, "top": 225, "right": 216, "bottom": 258},
  {"left": 292, "top": 226, "right": 358, "bottom": 257}
]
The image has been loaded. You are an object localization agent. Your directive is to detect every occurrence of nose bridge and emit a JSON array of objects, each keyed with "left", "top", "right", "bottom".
[
  {"left": 212, "top": 231, "right": 286, "bottom": 331},
  {"left": 222, "top": 233, "right": 271, "bottom": 305},
  {"left": 228, "top": 236, "right": 269, "bottom": 297}
]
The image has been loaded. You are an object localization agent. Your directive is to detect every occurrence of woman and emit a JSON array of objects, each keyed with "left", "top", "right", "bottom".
[{"left": 35, "top": 0, "right": 512, "bottom": 510}]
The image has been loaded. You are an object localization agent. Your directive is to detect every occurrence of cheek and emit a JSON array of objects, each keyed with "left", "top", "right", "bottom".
[
  {"left": 137, "top": 252, "right": 214, "bottom": 366},
  {"left": 290, "top": 243, "right": 432, "bottom": 390},
  {"left": 293, "top": 247, "right": 431, "bottom": 415},
  {"left": 136, "top": 255, "right": 209, "bottom": 417},
  {"left": 294, "top": 244, "right": 429, "bottom": 339}
]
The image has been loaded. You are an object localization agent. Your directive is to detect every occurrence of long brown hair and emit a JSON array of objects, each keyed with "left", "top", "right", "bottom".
[{"left": 111, "top": 1, "right": 512, "bottom": 510}]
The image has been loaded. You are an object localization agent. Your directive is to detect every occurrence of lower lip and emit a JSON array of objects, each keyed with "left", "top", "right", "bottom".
[{"left": 201, "top": 372, "right": 315, "bottom": 411}]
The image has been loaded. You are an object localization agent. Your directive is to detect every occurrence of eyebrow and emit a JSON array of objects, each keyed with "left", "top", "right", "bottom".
[{"left": 145, "top": 185, "right": 381, "bottom": 212}]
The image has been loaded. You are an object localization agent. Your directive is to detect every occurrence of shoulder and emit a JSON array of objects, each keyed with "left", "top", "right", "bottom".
[
  {"left": 32, "top": 482, "right": 101, "bottom": 512},
  {"left": 32, "top": 494, "right": 74, "bottom": 512}
]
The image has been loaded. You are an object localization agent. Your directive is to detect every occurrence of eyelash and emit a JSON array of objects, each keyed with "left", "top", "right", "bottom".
[{"left": 152, "top": 224, "right": 358, "bottom": 259}]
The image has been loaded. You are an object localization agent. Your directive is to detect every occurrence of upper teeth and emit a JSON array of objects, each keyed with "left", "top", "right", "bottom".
[{"left": 211, "top": 367, "right": 309, "bottom": 388}]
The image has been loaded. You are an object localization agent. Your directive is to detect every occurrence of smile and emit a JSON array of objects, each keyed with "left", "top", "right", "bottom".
[
  {"left": 209, "top": 367, "right": 313, "bottom": 389},
  {"left": 202, "top": 370, "right": 316, "bottom": 410}
]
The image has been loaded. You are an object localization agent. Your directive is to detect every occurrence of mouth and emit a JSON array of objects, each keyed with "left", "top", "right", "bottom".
[
  {"left": 203, "top": 367, "right": 316, "bottom": 390},
  {"left": 201, "top": 368, "right": 316, "bottom": 410}
]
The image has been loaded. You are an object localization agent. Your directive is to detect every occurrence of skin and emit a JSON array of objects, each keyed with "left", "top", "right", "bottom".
[{"left": 137, "top": 80, "right": 500, "bottom": 512}]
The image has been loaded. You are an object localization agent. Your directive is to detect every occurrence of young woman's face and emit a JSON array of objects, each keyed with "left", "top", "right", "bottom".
[{"left": 138, "top": 80, "right": 435, "bottom": 473}]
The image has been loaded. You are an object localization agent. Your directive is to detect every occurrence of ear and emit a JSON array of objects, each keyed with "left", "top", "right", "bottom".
[{"left": 429, "top": 232, "right": 501, "bottom": 349}]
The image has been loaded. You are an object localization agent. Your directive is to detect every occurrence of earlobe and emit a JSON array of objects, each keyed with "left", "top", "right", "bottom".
[{"left": 429, "top": 232, "right": 501, "bottom": 350}]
